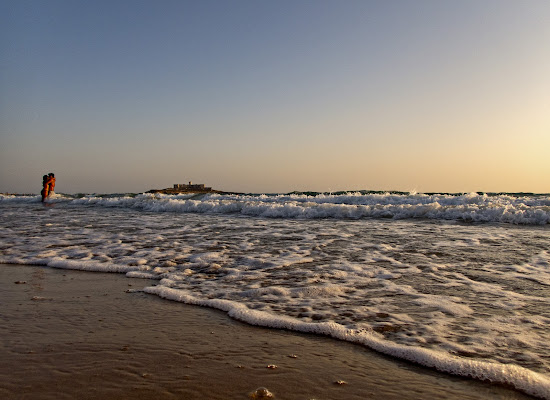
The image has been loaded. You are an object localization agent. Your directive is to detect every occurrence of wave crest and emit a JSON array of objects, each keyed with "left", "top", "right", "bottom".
[{"left": 1, "top": 192, "right": 549, "bottom": 225}]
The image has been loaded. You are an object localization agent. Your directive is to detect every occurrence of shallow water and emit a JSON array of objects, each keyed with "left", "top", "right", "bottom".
[
  {"left": 1, "top": 264, "right": 535, "bottom": 400},
  {"left": 1, "top": 193, "right": 549, "bottom": 398}
]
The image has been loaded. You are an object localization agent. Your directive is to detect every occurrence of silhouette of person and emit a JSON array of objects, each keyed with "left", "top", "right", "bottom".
[{"left": 41, "top": 175, "right": 49, "bottom": 202}]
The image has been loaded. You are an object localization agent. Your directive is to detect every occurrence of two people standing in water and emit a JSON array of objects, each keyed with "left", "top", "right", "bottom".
[{"left": 41, "top": 173, "right": 56, "bottom": 202}]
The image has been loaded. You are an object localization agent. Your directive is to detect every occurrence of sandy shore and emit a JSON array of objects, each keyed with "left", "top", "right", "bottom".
[{"left": 0, "top": 264, "right": 536, "bottom": 400}]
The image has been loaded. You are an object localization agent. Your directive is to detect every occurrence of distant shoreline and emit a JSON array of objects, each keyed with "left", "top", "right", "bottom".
[{"left": 2, "top": 190, "right": 550, "bottom": 197}]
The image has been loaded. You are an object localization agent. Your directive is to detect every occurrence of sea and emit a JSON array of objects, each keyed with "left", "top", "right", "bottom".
[{"left": 1, "top": 191, "right": 549, "bottom": 399}]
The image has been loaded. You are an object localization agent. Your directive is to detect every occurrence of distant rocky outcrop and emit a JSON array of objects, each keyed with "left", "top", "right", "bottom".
[{"left": 147, "top": 182, "right": 224, "bottom": 194}]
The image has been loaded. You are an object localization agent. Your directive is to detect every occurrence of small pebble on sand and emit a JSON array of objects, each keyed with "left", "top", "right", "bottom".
[{"left": 249, "top": 387, "right": 274, "bottom": 399}]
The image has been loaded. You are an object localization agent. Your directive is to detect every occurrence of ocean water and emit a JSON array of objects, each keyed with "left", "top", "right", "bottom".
[{"left": 1, "top": 191, "right": 549, "bottom": 399}]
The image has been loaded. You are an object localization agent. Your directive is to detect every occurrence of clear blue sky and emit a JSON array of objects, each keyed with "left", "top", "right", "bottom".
[{"left": 1, "top": 0, "right": 549, "bottom": 194}]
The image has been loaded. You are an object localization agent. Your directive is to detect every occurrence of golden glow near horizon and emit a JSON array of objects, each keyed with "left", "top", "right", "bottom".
[{"left": 1, "top": 1, "right": 549, "bottom": 194}]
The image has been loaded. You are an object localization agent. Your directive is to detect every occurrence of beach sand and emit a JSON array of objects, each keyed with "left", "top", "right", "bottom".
[{"left": 1, "top": 264, "right": 536, "bottom": 400}]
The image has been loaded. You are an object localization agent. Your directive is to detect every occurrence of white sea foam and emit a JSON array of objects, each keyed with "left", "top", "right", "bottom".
[
  {"left": 1, "top": 199, "right": 549, "bottom": 398},
  {"left": 145, "top": 285, "right": 550, "bottom": 399},
  {"left": 1, "top": 191, "right": 549, "bottom": 224}
]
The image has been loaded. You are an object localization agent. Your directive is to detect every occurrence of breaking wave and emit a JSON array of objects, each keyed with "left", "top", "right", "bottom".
[{"left": 1, "top": 191, "right": 549, "bottom": 225}]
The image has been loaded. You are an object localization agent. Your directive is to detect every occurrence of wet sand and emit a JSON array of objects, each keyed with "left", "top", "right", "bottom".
[{"left": 0, "top": 264, "right": 536, "bottom": 400}]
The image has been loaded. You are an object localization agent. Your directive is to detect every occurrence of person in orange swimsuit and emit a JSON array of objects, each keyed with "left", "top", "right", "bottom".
[
  {"left": 41, "top": 173, "right": 56, "bottom": 202},
  {"left": 47, "top": 173, "right": 56, "bottom": 194}
]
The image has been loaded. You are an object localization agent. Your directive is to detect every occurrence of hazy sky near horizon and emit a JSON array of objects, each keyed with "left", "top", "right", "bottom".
[{"left": 1, "top": 0, "right": 549, "bottom": 194}]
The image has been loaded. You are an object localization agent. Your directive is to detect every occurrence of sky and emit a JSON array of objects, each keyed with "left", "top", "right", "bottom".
[{"left": 1, "top": 0, "right": 549, "bottom": 194}]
